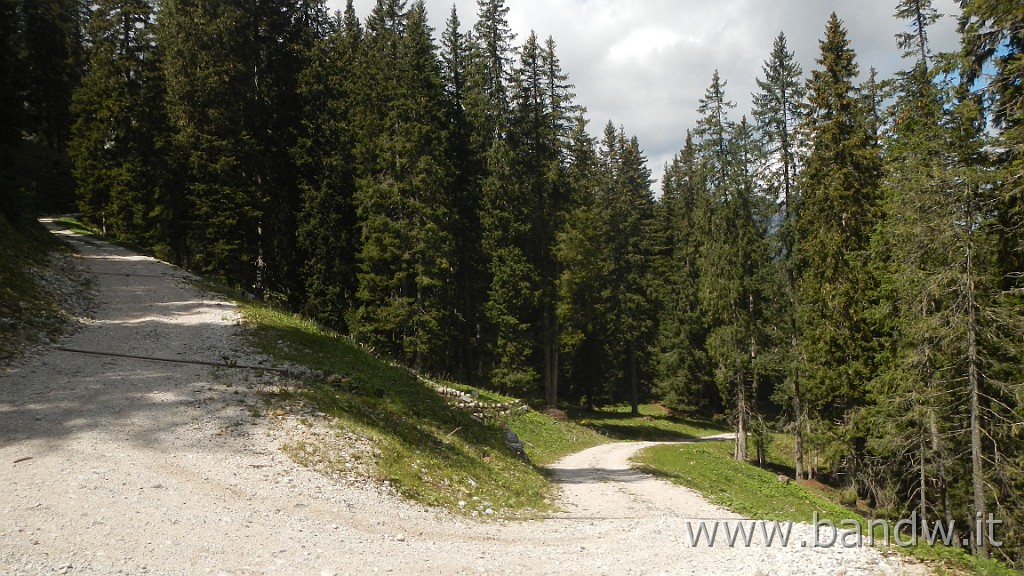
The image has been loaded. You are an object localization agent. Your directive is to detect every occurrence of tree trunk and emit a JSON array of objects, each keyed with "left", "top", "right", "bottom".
[
  {"left": 792, "top": 331, "right": 805, "bottom": 480},
  {"left": 629, "top": 343, "right": 639, "bottom": 416},
  {"left": 543, "top": 304, "right": 556, "bottom": 408},
  {"left": 735, "top": 366, "right": 748, "bottom": 461},
  {"left": 965, "top": 199, "right": 987, "bottom": 558}
]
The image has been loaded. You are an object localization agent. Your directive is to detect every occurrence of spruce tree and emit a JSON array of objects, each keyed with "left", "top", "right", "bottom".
[
  {"left": 293, "top": 2, "right": 360, "bottom": 331},
  {"left": 602, "top": 126, "right": 656, "bottom": 415},
  {"left": 441, "top": 5, "right": 488, "bottom": 383},
  {"left": 351, "top": 0, "right": 456, "bottom": 371},
  {"left": 694, "top": 73, "right": 771, "bottom": 460},
  {"left": 0, "top": 0, "right": 25, "bottom": 219},
  {"left": 752, "top": 31, "right": 807, "bottom": 477},
  {"left": 70, "top": 0, "right": 168, "bottom": 247},
  {"left": 652, "top": 134, "right": 714, "bottom": 413},
  {"left": 555, "top": 114, "right": 607, "bottom": 408},
  {"left": 18, "top": 0, "right": 84, "bottom": 210},
  {"left": 794, "top": 13, "right": 882, "bottom": 478},
  {"left": 480, "top": 30, "right": 576, "bottom": 400},
  {"left": 161, "top": 0, "right": 314, "bottom": 297}
]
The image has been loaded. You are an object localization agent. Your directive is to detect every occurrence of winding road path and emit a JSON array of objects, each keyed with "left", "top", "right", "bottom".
[{"left": 0, "top": 223, "right": 923, "bottom": 575}]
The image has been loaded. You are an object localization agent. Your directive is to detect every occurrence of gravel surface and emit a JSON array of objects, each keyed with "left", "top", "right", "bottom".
[{"left": 0, "top": 223, "right": 930, "bottom": 575}]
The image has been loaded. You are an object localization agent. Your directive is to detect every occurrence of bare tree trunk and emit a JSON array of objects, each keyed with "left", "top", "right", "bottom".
[
  {"left": 965, "top": 200, "right": 987, "bottom": 558},
  {"left": 543, "top": 304, "right": 556, "bottom": 408},
  {"left": 629, "top": 343, "right": 640, "bottom": 416},
  {"left": 792, "top": 333, "right": 805, "bottom": 480},
  {"left": 919, "top": 431, "right": 927, "bottom": 525},
  {"left": 735, "top": 366, "right": 748, "bottom": 461}
]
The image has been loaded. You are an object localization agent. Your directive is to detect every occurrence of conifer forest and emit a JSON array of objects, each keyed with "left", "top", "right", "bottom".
[{"left": 2, "top": 0, "right": 1024, "bottom": 564}]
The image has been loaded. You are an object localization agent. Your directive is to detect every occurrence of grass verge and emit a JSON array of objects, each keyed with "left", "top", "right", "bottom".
[
  {"left": 571, "top": 403, "right": 730, "bottom": 441},
  {"left": 0, "top": 213, "right": 71, "bottom": 363},
  {"left": 634, "top": 436, "right": 1020, "bottom": 575},
  {"left": 633, "top": 440, "right": 852, "bottom": 522},
  {"left": 239, "top": 302, "right": 606, "bottom": 517}
]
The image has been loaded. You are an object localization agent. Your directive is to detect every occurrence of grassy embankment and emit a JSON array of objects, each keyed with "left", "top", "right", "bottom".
[
  {"left": 240, "top": 303, "right": 609, "bottom": 517},
  {"left": 0, "top": 213, "right": 70, "bottom": 363},
  {"left": 633, "top": 436, "right": 1016, "bottom": 574}
]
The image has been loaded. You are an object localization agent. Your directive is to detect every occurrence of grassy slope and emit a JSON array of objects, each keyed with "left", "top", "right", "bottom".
[
  {"left": 241, "top": 303, "right": 608, "bottom": 517},
  {"left": 634, "top": 436, "right": 1015, "bottom": 575},
  {"left": 0, "top": 214, "right": 67, "bottom": 362},
  {"left": 633, "top": 440, "right": 852, "bottom": 523}
]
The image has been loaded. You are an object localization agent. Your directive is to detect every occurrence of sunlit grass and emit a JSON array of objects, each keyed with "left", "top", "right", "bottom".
[{"left": 240, "top": 302, "right": 565, "bottom": 517}]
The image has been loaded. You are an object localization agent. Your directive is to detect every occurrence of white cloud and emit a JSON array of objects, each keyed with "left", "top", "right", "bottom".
[{"left": 332, "top": 0, "right": 964, "bottom": 186}]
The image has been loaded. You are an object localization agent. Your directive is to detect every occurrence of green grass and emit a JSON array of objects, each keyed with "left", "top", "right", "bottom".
[
  {"left": 634, "top": 436, "right": 1022, "bottom": 575},
  {"left": 571, "top": 403, "right": 731, "bottom": 441},
  {"left": 633, "top": 440, "right": 853, "bottom": 523},
  {"left": 240, "top": 303, "right": 588, "bottom": 517},
  {"left": 507, "top": 409, "right": 606, "bottom": 466}
]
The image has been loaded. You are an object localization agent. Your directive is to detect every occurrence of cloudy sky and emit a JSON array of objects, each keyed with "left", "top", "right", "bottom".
[{"left": 328, "top": 0, "right": 964, "bottom": 186}]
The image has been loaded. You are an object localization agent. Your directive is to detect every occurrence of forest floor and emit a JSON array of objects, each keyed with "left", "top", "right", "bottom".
[{"left": 0, "top": 221, "right": 929, "bottom": 575}]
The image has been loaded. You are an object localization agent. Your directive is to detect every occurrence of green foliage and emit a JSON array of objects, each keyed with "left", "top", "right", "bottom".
[
  {"left": 794, "top": 14, "right": 882, "bottom": 471},
  {"left": 652, "top": 136, "right": 714, "bottom": 414},
  {"left": 160, "top": 0, "right": 315, "bottom": 296},
  {"left": 292, "top": 5, "right": 361, "bottom": 332},
  {"left": 350, "top": 0, "right": 457, "bottom": 373},
  {"left": 69, "top": 0, "right": 170, "bottom": 249}
]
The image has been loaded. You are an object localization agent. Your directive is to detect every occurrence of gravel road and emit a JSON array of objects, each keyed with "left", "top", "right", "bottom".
[{"left": 0, "top": 223, "right": 928, "bottom": 575}]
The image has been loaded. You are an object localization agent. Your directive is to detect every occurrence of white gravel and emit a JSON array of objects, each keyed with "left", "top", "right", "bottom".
[{"left": 0, "top": 223, "right": 931, "bottom": 575}]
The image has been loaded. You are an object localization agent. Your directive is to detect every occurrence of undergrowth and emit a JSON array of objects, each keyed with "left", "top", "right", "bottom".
[{"left": 0, "top": 213, "right": 68, "bottom": 363}]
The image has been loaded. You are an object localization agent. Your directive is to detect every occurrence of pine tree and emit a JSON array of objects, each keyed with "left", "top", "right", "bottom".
[
  {"left": 958, "top": 1, "right": 1024, "bottom": 290},
  {"left": 293, "top": 2, "right": 360, "bottom": 330},
  {"left": 0, "top": 0, "right": 25, "bottom": 219},
  {"left": 602, "top": 126, "right": 656, "bottom": 415},
  {"left": 351, "top": 0, "right": 456, "bottom": 371},
  {"left": 17, "top": 0, "right": 84, "bottom": 211},
  {"left": 160, "top": 0, "right": 315, "bottom": 297},
  {"left": 693, "top": 73, "right": 771, "bottom": 460},
  {"left": 752, "top": 31, "right": 807, "bottom": 477},
  {"left": 794, "top": 13, "right": 882, "bottom": 478},
  {"left": 441, "top": 5, "right": 488, "bottom": 383},
  {"left": 556, "top": 114, "right": 608, "bottom": 408},
  {"left": 652, "top": 134, "right": 714, "bottom": 413},
  {"left": 466, "top": 0, "right": 515, "bottom": 146},
  {"left": 69, "top": 0, "right": 168, "bottom": 247},
  {"left": 480, "top": 30, "right": 576, "bottom": 400}
]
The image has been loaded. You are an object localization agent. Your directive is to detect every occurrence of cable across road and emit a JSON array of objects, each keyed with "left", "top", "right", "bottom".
[{"left": 52, "top": 346, "right": 291, "bottom": 374}]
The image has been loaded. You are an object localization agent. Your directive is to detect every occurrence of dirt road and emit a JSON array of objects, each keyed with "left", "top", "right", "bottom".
[{"left": 0, "top": 224, "right": 923, "bottom": 575}]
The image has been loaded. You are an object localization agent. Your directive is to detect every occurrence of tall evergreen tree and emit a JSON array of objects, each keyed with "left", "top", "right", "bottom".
[
  {"left": 556, "top": 114, "right": 607, "bottom": 408},
  {"left": 602, "top": 126, "right": 657, "bottom": 415},
  {"left": 794, "top": 13, "right": 882, "bottom": 478},
  {"left": 694, "top": 73, "right": 771, "bottom": 460},
  {"left": 0, "top": 0, "right": 25, "bottom": 219},
  {"left": 17, "top": 0, "right": 84, "bottom": 211},
  {"left": 480, "top": 31, "right": 576, "bottom": 400},
  {"left": 441, "top": 5, "right": 488, "bottom": 383},
  {"left": 160, "top": 0, "right": 316, "bottom": 297},
  {"left": 293, "top": 2, "right": 360, "bottom": 330},
  {"left": 69, "top": 0, "right": 169, "bottom": 248},
  {"left": 351, "top": 0, "right": 456, "bottom": 371},
  {"left": 652, "top": 134, "right": 715, "bottom": 413},
  {"left": 752, "top": 31, "right": 807, "bottom": 477},
  {"left": 466, "top": 0, "right": 515, "bottom": 147}
]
